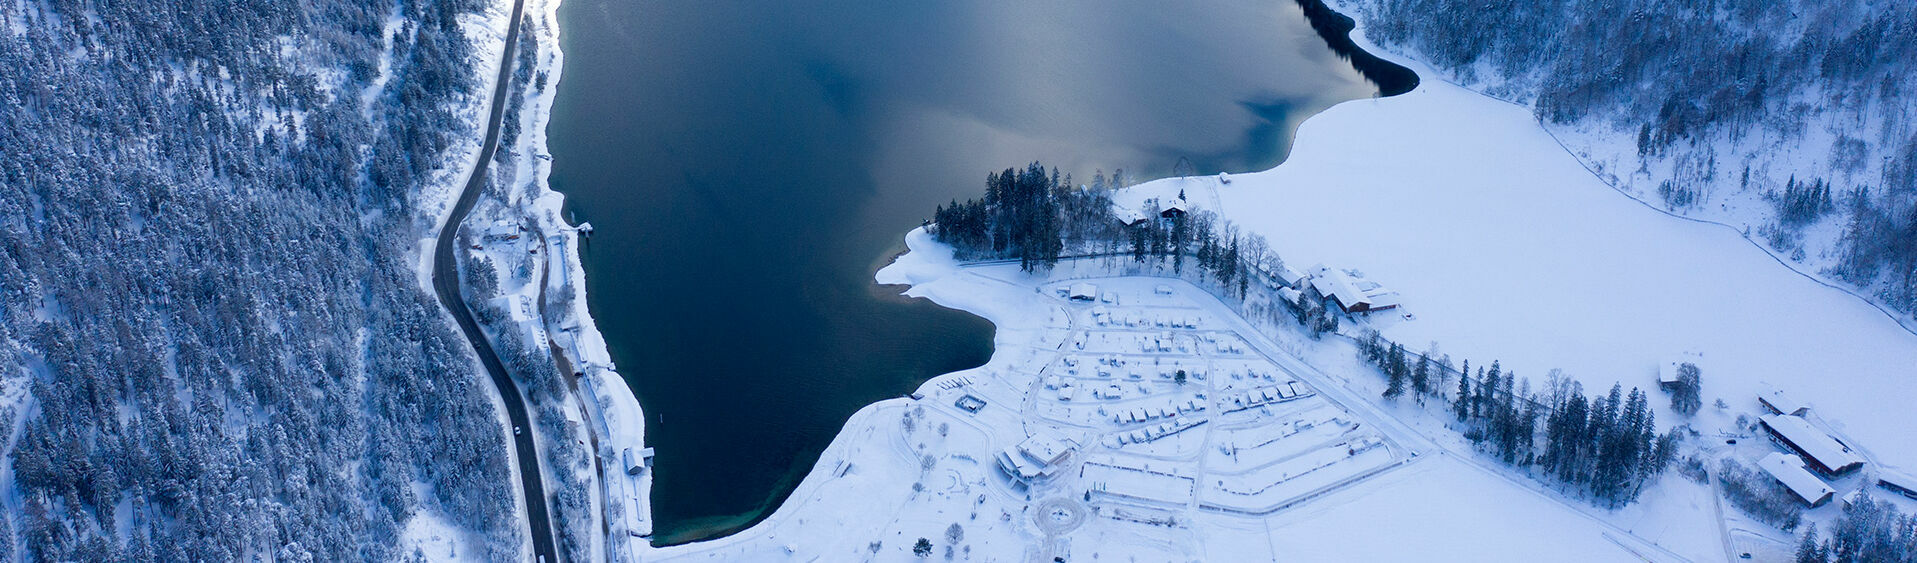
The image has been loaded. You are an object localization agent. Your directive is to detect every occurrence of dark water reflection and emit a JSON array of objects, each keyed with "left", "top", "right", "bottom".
[{"left": 547, "top": 0, "right": 1372, "bottom": 544}]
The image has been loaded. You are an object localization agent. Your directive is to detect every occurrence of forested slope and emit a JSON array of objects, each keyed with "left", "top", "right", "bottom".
[
  {"left": 0, "top": 0, "right": 518, "bottom": 559},
  {"left": 1354, "top": 0, "right": 1917, "bottom": 318}
]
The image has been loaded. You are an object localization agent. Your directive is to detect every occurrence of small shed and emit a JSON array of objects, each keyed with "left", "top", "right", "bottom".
[
  {"left": 1069, "top": 283, "right": 1099, "bottom": 301},
  {"left": 1758, "top": 452, "right": 1836, "bottom": 507},
  {"left": 622, "top": 447, "right": 655, "bottom": 476},
  {"left": 622, "top": 448, "right": 641, "bottom": 475},
  {"left": 1840, "top": 489, "right": 1865, "bottom": 510},
  {"left": 955, "top": 394, "right": 987, "bottom": 413},
  {"left": 1657, "top": 362, "right": 1682, "bottom": 388},
  {"left": 1759, "top": 414, "right": 1865, "bottom": 476}
]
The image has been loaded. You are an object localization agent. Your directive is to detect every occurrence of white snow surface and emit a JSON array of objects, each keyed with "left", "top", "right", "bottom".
[
  {"left": 1111, "top": 35, "right": 1917, "bottom": 473},
  {"left": 629, "top": 229, "right": 1711, "bottom": 562}
]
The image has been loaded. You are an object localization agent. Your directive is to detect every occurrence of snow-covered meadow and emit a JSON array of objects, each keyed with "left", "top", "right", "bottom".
[{"left": 1119, "top": 46, "right": 1917, "bottom": 475}]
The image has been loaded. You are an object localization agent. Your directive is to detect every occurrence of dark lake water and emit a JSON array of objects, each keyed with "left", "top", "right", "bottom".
[{"left": 547, "top": 0, "right": 1374, "bottom": 545}]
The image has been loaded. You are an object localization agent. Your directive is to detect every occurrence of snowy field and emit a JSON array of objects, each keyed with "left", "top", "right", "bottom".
[
  {"left": 623, "top": 230, "right": 1716, "bottom": 562},
  {"left": 1113, "top": 44, "right": 1917, "bottom": 478}
]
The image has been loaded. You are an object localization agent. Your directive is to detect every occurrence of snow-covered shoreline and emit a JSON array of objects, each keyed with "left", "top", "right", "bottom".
[
  {"left": 499, "top": 0, "right": 659, "bottom": 558},
  {"left": 420, "top": 0, "right": 1917, "bottom": 558},
  {"left": 624, "top": 3, "right": 1917, "bottom": 560},
  {"left": 1208, "top": 3, "right": 1917, "bottom": 470},
  {"left": 403, "top": 0, "right": 655, "bottom": 558}
]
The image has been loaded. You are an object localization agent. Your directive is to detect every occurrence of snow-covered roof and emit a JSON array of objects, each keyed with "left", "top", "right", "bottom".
[
  {"left": 1354, "top": 278, "right": 1402, "bottom": 307},
  {"left": 1275, "top": 264, "right": 1306, "bottom": 286},
  {"left": 1659, "top": 354, "right": 1702, "bottom": 384},
  {"left": 1758, "top": 386, "right": 1808, "bottom": 415},
  {"left": 996, "top": 447, "right": 1044, "bottom": 479},
  {"left": 1760, "top": 414, "right": 1864, "bottom": 474},
  {"left": 1758, "top": 452, "right": 1835, "bottom": 506},
  {"left": 1309, "top": 265, "right": 1369, "bottom": 312},
  {"left": 998, "top": 431, "right": 1077, "bottom": 481},
  {"left": 1877, "top": 471, "right": 1917, "bottom": 495},
  {"left": 1277, "top": 287, "right": 1302, "bottom": 304},
  {"left": 1113, "top": 204, "right": 1148, "bottom": 225},
  {"left": 1019, "top": 432, "right": 1075, "bottom": 466},
  {"left": 1361, "top": 286, "right": 1402, "bottom": 310},
  {"left": 1069, "top": 283, "right": 1099, "bottom": 300},
  {"left": 1657, "top": 362, "right": 1681, "bottom": 384}
]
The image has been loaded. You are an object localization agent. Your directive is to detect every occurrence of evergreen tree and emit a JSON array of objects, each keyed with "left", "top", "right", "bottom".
[
  {"left": 1383, "top": 343, "right": 1408, "bottom": 399},
  {"left": 1171, "top": 212, "right": 1190, "bottom": 274},
  {"left": 1475, "top": 362, "right": 1501, "bottom": 420},
  {"left": 1794, "top": 522, "right": 1823, "bottom": 563},
  {"left": 1454, "top": 360, "right": 1472, "bottom": 422},
  {"left": 1130, "top": 223, "right": 1148, "bottom": 263},
  {"left": 1411, "top": 353, "right": 1431, "bottom": 397}
]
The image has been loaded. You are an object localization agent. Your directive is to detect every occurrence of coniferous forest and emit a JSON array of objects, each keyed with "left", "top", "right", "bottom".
[{"left": 0, "top": 0, "right": 520, "bottom": 559}]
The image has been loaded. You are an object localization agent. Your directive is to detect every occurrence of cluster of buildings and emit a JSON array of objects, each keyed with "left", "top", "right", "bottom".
[
  {"left": 1109, "top": 399, "right": 1207, "bottom": 425},
  {"left": 1220, "top": 383, "right": 1312, "bottom": 413},
  {"left": 1305, "top": 264, "right": 1401, "bottom": 314},
  {"left": 1749, "top": 387, "right": 1915, "bottom": 508},
  {"left": 1102, "top": 417, "right": 1208, "bottom": 448},
  {"left": 989, "top": 279, "right": 1406, "bottom": 524},
  {"left": 1256, "top": 262, "right": 1402, "bottom": 316}
]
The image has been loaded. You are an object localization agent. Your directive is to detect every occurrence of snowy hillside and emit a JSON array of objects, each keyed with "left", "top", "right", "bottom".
[{"left": 1349, "top": 0, "right": 1917, "bottom": 326}]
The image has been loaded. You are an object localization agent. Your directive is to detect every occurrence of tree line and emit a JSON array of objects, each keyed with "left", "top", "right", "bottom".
[
  {"left": 1361, "top": 337, "right": 1679, "bottom": 507},
  {"left": 932, "top": 162, "right": 1275, "bottom": 299}
]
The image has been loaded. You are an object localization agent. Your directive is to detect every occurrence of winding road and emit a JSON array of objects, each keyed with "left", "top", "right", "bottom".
[{"left": 428, "top": 0, "right": 559, "bottom": 559}]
